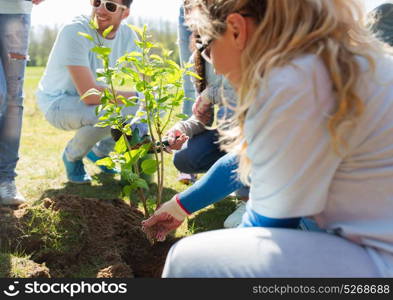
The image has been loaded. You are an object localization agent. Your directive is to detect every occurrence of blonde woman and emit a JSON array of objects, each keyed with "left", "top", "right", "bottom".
[{"left": 159, "top": 0, "right": 393, "bottom": 277}]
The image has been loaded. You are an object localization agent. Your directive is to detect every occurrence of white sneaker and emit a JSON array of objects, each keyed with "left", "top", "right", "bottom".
[
  {"left": 223, "top": 201, "right": 247, "bottom": 228},
  {"left": 0, "top": 181, "right": 26, "bottom": 206},
  {"left": 228, "top": 192, "right": 237, "bottom": 198}
]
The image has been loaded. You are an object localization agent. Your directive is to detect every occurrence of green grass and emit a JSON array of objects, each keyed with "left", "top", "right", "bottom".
[
  {"left": 20, "top": 203, "right": 85, "bottom": 258},
  {"left": 18, "top": 66, "right": 236, "bottom": 239},
  {"left": 0, "top": 252, "right": 44, "bottom": 278}
]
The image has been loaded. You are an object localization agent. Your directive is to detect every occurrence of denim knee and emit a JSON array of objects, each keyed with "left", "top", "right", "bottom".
[
  {"left": 173, "top": 130, "right": 226, "bottom": 173},
  {"left": 0, "top": 74, "right": 6, "bottom": 117},
  {"left": 235, "top": 186, "right": 250, "bottom": 199},
  {"left": 173, "top": 149, "right": 199, "bottom": 174},
  {"left": 0, "top": 93, "right": 6, "bottom": 117}
]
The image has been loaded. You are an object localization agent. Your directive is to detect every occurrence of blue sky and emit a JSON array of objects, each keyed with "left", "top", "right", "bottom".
[{"left": 31, "top": 0, "right": 389, "bottom": 27}]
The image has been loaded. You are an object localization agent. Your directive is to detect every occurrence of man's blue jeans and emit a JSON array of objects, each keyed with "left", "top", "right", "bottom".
[{"left": 0, "top": 14, "right": 31, "bottom": 183}]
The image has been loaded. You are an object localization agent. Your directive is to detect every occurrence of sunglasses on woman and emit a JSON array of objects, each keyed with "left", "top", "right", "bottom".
[{"left": 91, "top": 0, "right": 127, "bottom": 13}]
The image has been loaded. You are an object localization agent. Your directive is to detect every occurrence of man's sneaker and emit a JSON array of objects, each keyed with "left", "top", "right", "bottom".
[
  {"left": 0, "top": 181, "right": 26, "bottom": 206},
  {"left": 223, "top": 201, "right": 247, "bottom": 228},
  {"left": 86, "top": 151, "right": 119, "bottom": 174},
  {"left": 62, "top": 152, "right": 92, "bottom": 184}
]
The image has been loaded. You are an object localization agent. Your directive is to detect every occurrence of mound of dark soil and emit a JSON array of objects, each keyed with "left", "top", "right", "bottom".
[{"left": 0, "top": 195, "right": 178, "bottom": 278}]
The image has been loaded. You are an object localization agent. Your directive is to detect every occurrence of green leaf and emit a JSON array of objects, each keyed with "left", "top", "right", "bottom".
[
  {"left": 115, "top": 135, "right": 127, "bottom": 153},
  {"left": 136, "top": 82, "right": 145, "bottom": 92},
  {"left": 123, "top": 124, "right": 132, "bottom": 136},
  {"left": 116, "top": 94, "right": 127, "bottom": 105},
  {"left": 124, "top": 151, "right": 135, "bottom": 165},
  {"left": 124, "top": 99, "right": 138, "bottom": 107},
  {"left": 78, "top": 32, "right": 94, "bottom": 42},
  {"left": 128, "top": 24, "right": 144, "bottom": 37},
  {"left": 103, "top": 25, "right": 114, "bottom": 38},
  {"left": 89, "top": 17, "right": 99, "bottom": 30},
  {"left": 139, "top": 143, "right": 152, "bottom": 158},
  {"left": 158, "top": 96, "right": 170, "bottom": 103},
  {"left": 128, "top": 51, "right": 143, "bottom": 57},
  {"left": 122, "top": 185, "right": 133, "bottom": 197},
  {"left": 144, "top": 41, "right": 155, "bottom": 50},
  {"left": 150, "top": 54, "right": 163, "bottom": 63},
  {"left": 136, "top": 110, "right": 146, "bottom": 118},
  {"left": 81, "top": 88, "right": 101, "bottom": 100},
  {"left": 186, "top": 70, "right": 202, "bottom": 80},
  {"left": 184, "top": 62, "right": 194, "bottom": 69},
  {"left": 96, "top": 157, "right": 115, "bottom": 169},
  {"left": 166, "top": 59, "right": 180, "bottom": 70},
  {"left": 133, "top": 178, "right": 149, "bottom": 190},
  {"left": 99, "top": 114, "right": 110, "bottom": 121},
  {"left": 91, "top": 46, "right": 112, "bottom": 56},
  {"left": 135, "top": 41, "right": 144, "bottom": 49},
  {"left": 176, "top": 113, "right": 189, "bottom": 120},
  {"left": 95, "top": 104, "right": 103, "bottom": 115},
  {"left": 96, "top": 121, "right": 109, "bottom": 128},
  {"left": 124, "top": 148, "right": 144, "bottom": 165},
  {"left": 128, "top": 127, "right": 142, "bottom": 146},
  {"left": 121, "top": 169, "right": 138, "bottom": 182},
  {"left": 141, "top": 159, "right": 158, "bottom": 175}
]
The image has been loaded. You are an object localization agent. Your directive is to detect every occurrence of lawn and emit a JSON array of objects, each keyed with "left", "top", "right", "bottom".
[
  {"left": 17, "top": 66, "right": 236, "bottom": 241},
  {"left": 0, "top": 66, "right": 237, "bottom": 277}
]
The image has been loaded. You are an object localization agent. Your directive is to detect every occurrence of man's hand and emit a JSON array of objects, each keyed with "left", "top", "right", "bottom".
[
  {"left": 192, "top": 94, "right": 213, "bottom": 125},
  {"left": 141, "top": 195, "right": 189, "bottom": 242},
  {"left": 32, "top": 0, "right": 45, "bottom": 5},
  {"left": 165, "top": 127, "right": 188, "bottom": 153}
]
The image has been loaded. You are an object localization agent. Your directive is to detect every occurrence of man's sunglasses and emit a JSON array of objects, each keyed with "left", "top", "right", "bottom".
[{"left": 91, "top": 0, "right": 127, "bottom": 13}]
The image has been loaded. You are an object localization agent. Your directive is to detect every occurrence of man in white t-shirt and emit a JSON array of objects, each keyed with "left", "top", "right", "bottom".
[
  {"left": 36, "top": 0, "right": 146, "bottom": 184},
  {"left": 0, "top": 0, "right": 44, "bottom": 205}
]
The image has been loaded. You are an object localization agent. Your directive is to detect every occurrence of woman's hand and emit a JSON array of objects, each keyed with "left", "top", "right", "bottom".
[
  {"left": 142, "top": 195, "right": 189, "bottom": 242},
  {"left": 165, "top": 126, "right": 189, "bottom": 153}
]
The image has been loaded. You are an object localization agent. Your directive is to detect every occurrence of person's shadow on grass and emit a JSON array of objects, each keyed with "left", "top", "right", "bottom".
[
  {"left": 39, "top": 173, "right": 178, "bottom": 210},
  {"left": 39, "top": 173, "right": 122, "bottom": 200},
  {"left": 187, "top": 198, "right": 237, "bottom": 233}
]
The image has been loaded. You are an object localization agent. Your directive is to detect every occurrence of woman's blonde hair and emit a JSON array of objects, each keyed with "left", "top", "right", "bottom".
[{"left": 187, "top": 0, "right": 385, "bottom": 184}]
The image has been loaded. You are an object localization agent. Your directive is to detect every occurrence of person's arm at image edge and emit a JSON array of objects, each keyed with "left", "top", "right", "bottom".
[{"left": 141, "top": 153, "right": 300, "bottom": 241}]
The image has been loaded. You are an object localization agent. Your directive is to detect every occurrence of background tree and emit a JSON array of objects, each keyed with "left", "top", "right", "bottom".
[{"left": 28, "top": 18, "right": 179, "bottom": 67}]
